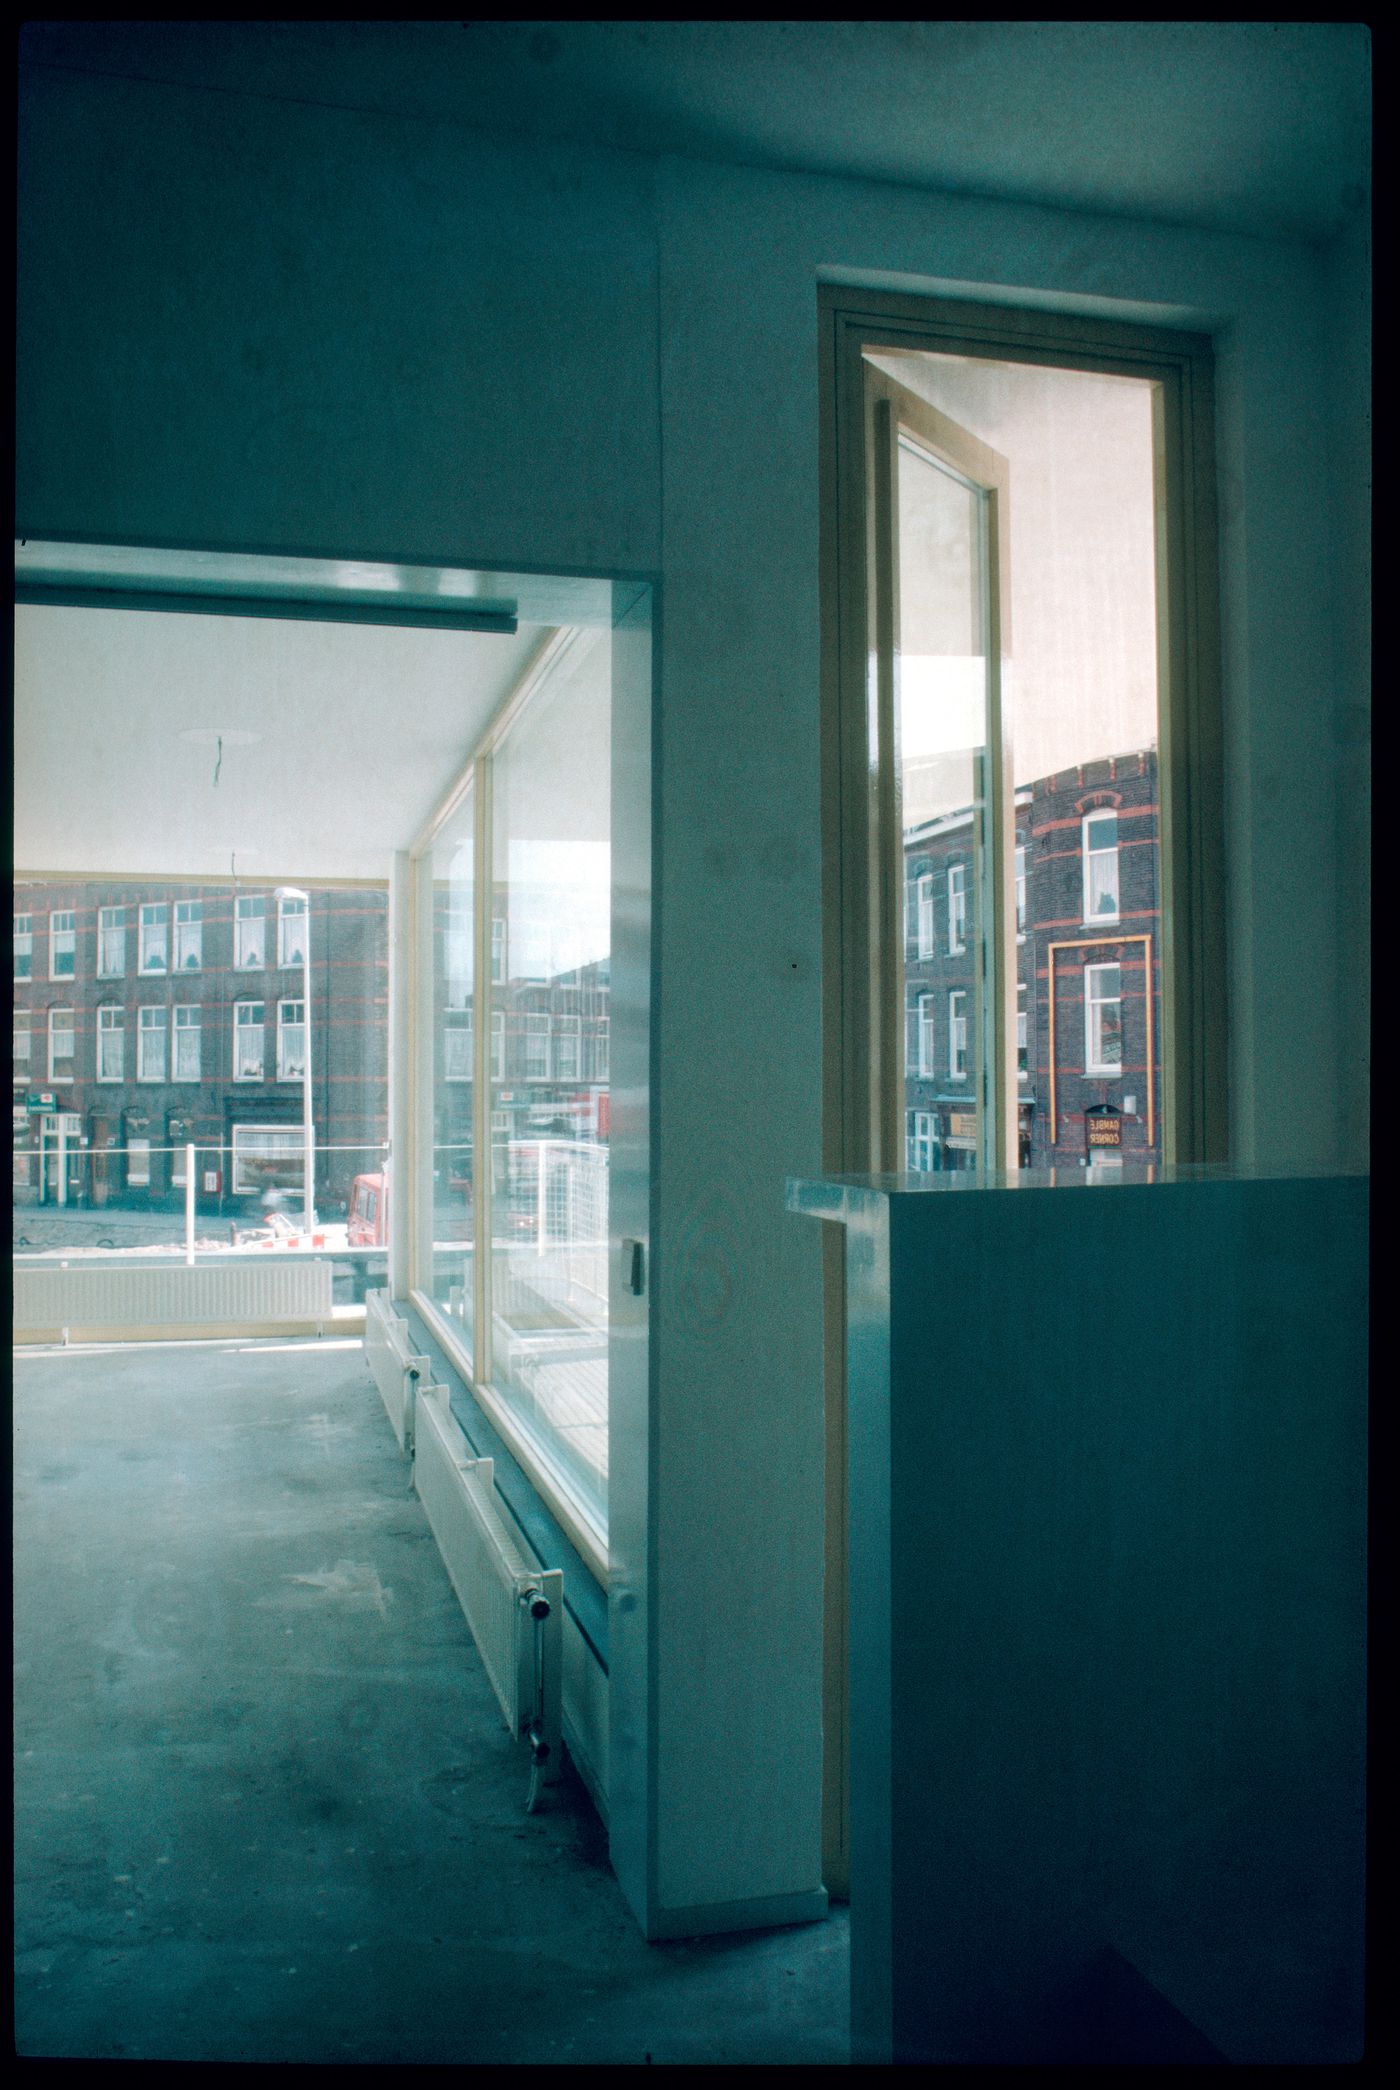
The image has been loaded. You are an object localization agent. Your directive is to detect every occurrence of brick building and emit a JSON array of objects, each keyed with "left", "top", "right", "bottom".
[
  {"left": 903, "top": 747, "right": 1162, "bottom": 1170},
  {"left": 13, "top": 881, "right": 388, "bottom": 1212},
  {"left": 431, "top": 883, "right": 611, "bottom": 1245}
]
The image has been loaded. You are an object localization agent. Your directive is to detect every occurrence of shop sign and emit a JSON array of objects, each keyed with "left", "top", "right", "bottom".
[
  {"left": 26, "top": 1091, "right": 56, "bottom": 1111},
  {"left": 947, "top": 1110, "right": 978, "bottom": 1151},
  {"left": 1086, "top": 1105, "right": 1122, "bottom": 1150}
]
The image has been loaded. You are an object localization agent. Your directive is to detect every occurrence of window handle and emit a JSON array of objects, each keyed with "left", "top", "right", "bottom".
[{"left": 622, "top": 1238, "right": 646, "bottom": 1297}]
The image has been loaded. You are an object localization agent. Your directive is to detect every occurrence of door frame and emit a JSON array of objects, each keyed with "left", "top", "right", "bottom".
[{"left": 817, "top": 285, "right": 1226, "bottom": 1893}]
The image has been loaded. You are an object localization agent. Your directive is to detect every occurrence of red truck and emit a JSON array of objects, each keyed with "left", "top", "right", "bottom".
[{"left": 347, "top": 1171, "right": 388, "bottom": 1247}]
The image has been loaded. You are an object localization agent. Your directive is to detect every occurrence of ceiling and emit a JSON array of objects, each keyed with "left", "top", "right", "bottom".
[
  {"left": 14, "top": 604, "right": 543, "bottom": 882},
  {"left": 20, "top": 19, "right": 1370, "bottom": 244}
]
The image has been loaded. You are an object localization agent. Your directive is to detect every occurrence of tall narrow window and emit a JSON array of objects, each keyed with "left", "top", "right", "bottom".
[
  {"left": 97, "top": 1005, "right": 125, "bottom": 1082},
  {"left": 490, "top": 1008, "right": 505, "bottom": 1082},
  {"left": 174, "top": 900, "right": 203, "bottom": 971},
  {"left": 277, "top": 998, "right": 306, "bottom": 1080},
  {"left": 14, "top": 915, "right": 33, "bottom": 981},
  {"left": 556, "top": 1013, "right": 582, "bottom": 1081},
  {"left": 15, "top": 1014, "right": 32, "bottom": 1081},
  {"left": 910, "top": 1109, "right": 937, "bottom": 1172},
  {"left": 98, "top": 906, "right": 126, "bottom": 977},
  {"left": 1084, "top": 962, "right": 1122, "bottom": 1074},
  {"left": 235, "top": 896, "right": 266, "bottom": 970},
  {"left": 139, "top": 903, "right": 169, "bottom": 972},
  {"left": 915, "top": 872, "right": 935, "bottom": 957},
  {"left": 589, "top": 1015, "right": 609, "bottom": 1083},
  {"left": 947, "top": 863, "right": 967, "bottom": 954},
  {"left": 277, "top": 893, "right": 308, "bottom": 969},
  {"left": 234, "top": 1000, "right": 264, "bottom": 1079},
  {"left": 917, "top": 991, "right": 937, "bottom": 1077},
  {"left": 1082, "top": 811, "right": 1120, "bottom": 923},
  {"left": 137, "top": 1005, "right": 168, "bottom": 1082},
  {"left": 949, "top": 989, "right": 969, "bottom": 1081},
  {"left": 48, "top": 1007, "right": 75, "bottom": 1081},
  {"left": 851, "top": 325, "right": 1201, "bottom": 1174},
  {"left": 430, "top": 804, "right": 476, "bottom": 1345},
  {"left": 173, "top": 1004, "right": 201, "bottom": 1082},
  {"left": 444, "top": 1010, "right": 472, "bottom": 1081},
  {"left": 491, "top": 915, "right": 507, "bottom": 984},
  {"left": 50, "top": 911, "right": 76, "bottom": 979},
  {"left": 486, "top": 624, "right": 611, "bottom": 1542},
  {"left": 1017, "top": 982, "right": 1028, "bottom": 1081},
  {"left": 524, "top": 1012, "right": 551, "bottom": 1081}
]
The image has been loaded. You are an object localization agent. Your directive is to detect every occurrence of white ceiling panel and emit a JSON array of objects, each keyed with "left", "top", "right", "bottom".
[{"left": 14, "top": 603, "right": 543, "bottom": 881}]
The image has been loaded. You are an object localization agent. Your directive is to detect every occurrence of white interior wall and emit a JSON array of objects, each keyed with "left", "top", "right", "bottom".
[{"left": 17, "top": 56, "right": 1369, "bottom": 1935}]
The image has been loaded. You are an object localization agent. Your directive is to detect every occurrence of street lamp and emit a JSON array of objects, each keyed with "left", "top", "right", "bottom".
[{"left": 274, "top": 886, "right": 315, "bottom": 1235}]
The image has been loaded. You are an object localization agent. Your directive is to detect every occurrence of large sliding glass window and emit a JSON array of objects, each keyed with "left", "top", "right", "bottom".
[
  {"left": 430, "top": 786, "right": 476, "bottom": 1347},
  {"left": 487, "top": 630, "right": 610, "bottom": 1538},
  {"left": 416, "top": 624, "right": 613, "bottom": 1558}
]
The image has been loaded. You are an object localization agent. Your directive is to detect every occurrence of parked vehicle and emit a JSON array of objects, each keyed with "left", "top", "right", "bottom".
[{"left": 347, "top": 1171, "right": 388, "bottom": 1247}]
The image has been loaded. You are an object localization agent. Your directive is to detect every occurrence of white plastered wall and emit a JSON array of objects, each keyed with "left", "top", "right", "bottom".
[{"left": 17, "top": 58, "right": 1369, "bottom": 1934}]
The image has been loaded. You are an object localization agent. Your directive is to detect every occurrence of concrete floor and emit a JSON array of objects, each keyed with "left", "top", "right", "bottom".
[{"left": 13, "top": 1336, "right": 848, "bottom": 2065}]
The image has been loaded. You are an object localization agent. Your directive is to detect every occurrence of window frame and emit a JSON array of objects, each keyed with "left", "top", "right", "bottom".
[
  {"left": 915, "top": 871, "right": 935, "bottom": 958},
  {"left": 917, "top": 990, "right": 937, "bottom": 1078},
  {"left": 443, "top": 1008, "right": 473, "bottom": 1082},
  {"left": 948, "top": 988, "right": 969, "bottom": 1082},
  {"left": 276, "top": 997, "right": 307, "bottom": 1081},
  {"left": 98, "top": 905, "right": 127, "bottom": 978},
  {"left": 277, "top": 893, "right": 309, "bottom": 970},
  {"left": 137, "top": 1003, "right": 169, "bottom": 1083},
  {"left": 555, "top": 1011, "right": 582, "bottom": 1082},
  {"left": 138, "top": 901, "right": 169, "bottom": 974},
  {"left": 235, "top": 895, "right": 266, "bottom": 970},
  {"left": 14, "top": 914, "right": 34, "bottom": 982},
  {"left": 523, "top": 1010, "right": 552, "bottom": 1082},
  {"left": 172, "top": 1003, "right": 201, "bottom": 1082},
  {"left": 174, "top": 899, "right": 203, "bottom": 972},
  {"left": 97, "top": 1003, "right": 125, "bottom": 1082},
  {"left": 14, "top": 1011, "right": 32, "bottom": 1081},
  {"left": 821, "top": 285, "right": 1227, "bottom": 1176},
  {"left": 49, "top": 910, "right": 76, "bottom": 980},
  {"left": 946, "top": 862, "right": 967, "bottom": 956},
  {"left": 406, "top": 623, "right": 616, "bottom": 1587},
  {"left": 1084, "top": 960, "right": 1124, "bottom": 1076},
  {"left": 47, "top": 1005, "right": 75, "bottom": 1080},
  {"left": 233, "top": 998, "right": 265, "bottom": 1080},
  {"left": 1081, "top": 809, "right": 1121, "bottom": 926}
]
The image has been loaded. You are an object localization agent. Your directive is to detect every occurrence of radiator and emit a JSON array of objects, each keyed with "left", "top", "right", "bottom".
[
  {"left": 363, "top": 1288, "right": 431, "bottom": 1454},
  {"left": 13, "top": 1257, "right": 333, "bottom": 1333},
  {"left": 414, "top": 1384, "right": 563, "bottom": 1806}
]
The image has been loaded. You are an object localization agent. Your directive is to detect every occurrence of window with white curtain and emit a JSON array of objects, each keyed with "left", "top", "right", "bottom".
[
  {"left": 97, "top": 1005, "right": 125, "bottom": 1081},
  {"left": 234, "top": 1000, "right": 265, "bottom": 1079},
  {"left": 98, "top": 906, "right": 127, "bottom": 977},
  {"left": 137, "top": 1005, "right": 168, "bottom": 1082},
  {"left": 173, "top": 1004, "right": 201, "bottom": 1081},
  {"left": 1082, "top": 811, "right": 1120, "bottom": 923},
  {"left": 174, "top": 900, "right": 203, "bottom": 972},
  {"left": 139, "top": 903, "right": 169, "bottom": 973}
]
